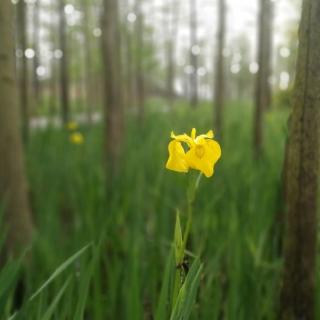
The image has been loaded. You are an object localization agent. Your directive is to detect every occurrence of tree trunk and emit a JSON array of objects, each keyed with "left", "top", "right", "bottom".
[
  {"left": 32, "top": 0, "right": 41, "bottom": 104},
  {"left": 166, "top": 0, "right": 180, "bottom": 108},
  {"left": 49, "top": 0, "right": 57, "bottom": 120},
  {"left": 253, "top": 0, "right": 273, "bottom": 158},
  {"left": 214, "top": 0, "right": 226, "bottom": 137},
  {"left": 0, "top": 0, "right": 34, "bottom": 257},
  {"left": 81, "top": 0, "right": 94, "bottom": 123},
  {"left": 16, "top": 0, "right": 29, "bottom": 142},
  {"left": 189, "top": 0, "right": 198, "bottom": 108},
  {"left": 101, "top": 0, "right": 124, "bottom": 178},
  {"left": 135, "top": 0, "right": 145, "bottom": 122},
  {"left": 279, "top": 0, "right": 320, "bottom": 319},
  {"left": 58, "top": 0, "right": 70, "bottom": 124}
]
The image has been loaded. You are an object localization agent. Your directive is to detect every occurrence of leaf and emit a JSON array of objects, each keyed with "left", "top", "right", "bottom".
[
  {"left": 41, "top": 277, "right": 71, "bottom": 320},
  {"left": 155, "top": 250, "right": 174, "bottom": 320},
  {"left": 29, "top": 244, "right": 90, "bottom": 301},
  {"left": 174, "top": 210, "right": 183, "bottom": 265},
  {"left": 170, "top": 258, "right": 203, "bottom": 320},
  {"left": 73, "top": 246, "right": 97, "bottom": 320}
]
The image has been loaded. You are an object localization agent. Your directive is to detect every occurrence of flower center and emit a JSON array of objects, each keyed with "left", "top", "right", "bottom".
[{"left": 195, "top": 145, "right": 205, "bottom": 158}]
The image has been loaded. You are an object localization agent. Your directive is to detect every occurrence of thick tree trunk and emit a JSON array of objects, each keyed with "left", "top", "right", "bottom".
[
  {"left": 101, "top": 0, "right": 124, "bottom": 177},
  {"left": 189, "top": 0, "right": 198, "bottom": 108},
  {"left": 58, "top": 0, "right": 70, "bottom": 124},
  {"left": 16, "top": 0, "right": 29, "bottom": 142},
  {"left": 214, "top": 0, "right": 226, "bottom": 137},
  {"left": 253, "top": 0, "right": 273, "bottom": 158},
  {"left": 0, "top": 0, "right": 34, "bottom": 257},
  {"left": 279, "top": 0, "right": 320, "bottom": 319}
]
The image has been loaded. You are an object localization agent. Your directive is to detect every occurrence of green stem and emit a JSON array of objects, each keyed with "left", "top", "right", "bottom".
[
  {"left": 183, "top": 172, "right": 202, "bottom": 251},
  {"left": 171, "top": 172, "right": 202, "bottom": 312}
]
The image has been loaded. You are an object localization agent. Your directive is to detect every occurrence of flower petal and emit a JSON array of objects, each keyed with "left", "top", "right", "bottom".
[
  {"left": 185, "top": 139, "right": 221, "bottom": 177},
  {"left": 191, "top": 128, "right": 196, "bottom": 139},
  {"left": 170, "top": 131, "right": 194, "bottom": 146},
  {"left": 195, "top": 130, "right": 214, "bottom": 143},
  {"left": 166, "top": 141, "right": 189, "bottom": 173}
]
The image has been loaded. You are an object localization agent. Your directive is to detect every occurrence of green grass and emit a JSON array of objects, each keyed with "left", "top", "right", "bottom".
[{"left": 1, "top": 101, "right": 293, "bottom": 319}]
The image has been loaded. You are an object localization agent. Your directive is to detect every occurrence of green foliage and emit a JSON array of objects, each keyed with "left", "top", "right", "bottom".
[{"left": 0, "top": 101, "right": 292, "bottom": 319}]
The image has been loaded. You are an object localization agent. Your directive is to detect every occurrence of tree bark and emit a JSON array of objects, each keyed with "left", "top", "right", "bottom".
[
  {"left": 16, "top": 0, "right": 29, "bottom": 142},
  {"left": 101, "top": 0, "right": 124, "bottom": 178},
  {"left": 253, "top": 0, "right": 273, "bottom": 158},
  {"left": 0, "top": 0, "right": 34, "bottom": 257},
  {"left": 58, "top": 0, "right": 70, "bottom": 124},
  {"left": 279, "top": 0, "right": 320, "bottom": 319},
  {"left": 214, "top": 0, "right": 226, "bottom": 137}
]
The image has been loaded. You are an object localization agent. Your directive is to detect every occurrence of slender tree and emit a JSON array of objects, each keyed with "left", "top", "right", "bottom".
[
  {"left": 165, "top": 0, "right": 180, "bottom": 108},
  {"left": 189, "top": 0, "right": 198, "bottom": 108},
  {"left": 16, "top": 0, "right": 29, "bottom": 142},
  {"left": 49, "top": 0, "right": 58, "bottom": 119},
  {"left": 279, "top": 0, "right": 320, "bottom": 319},
  {"left": 0, "top": 0, "right": 34, "bottom": 257},
  {"left": 81, "top": 0, "right": 94, "bottom": 123},
  {"left": 101, "top": 0, "right": 124, "bottom": 177},
  {"left": 58, "top": 0, "right": 70, "bottom": 124},
  {"left": 32, "top": 0, "right": 41, "bottom": 104},
  {"left": 253, "top": 0, "right": 273, "bottom": 158},
  {"left": 135, "top": 0, "right": 145, "bottom": 121},
  {"left": 214, "top": 0, "right": 226, "bottom": 137}
]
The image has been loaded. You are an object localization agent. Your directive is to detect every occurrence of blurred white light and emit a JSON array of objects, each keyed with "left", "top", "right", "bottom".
[
  {"left": 54, "top": 49, "right": 63, "bottom": 59},
  {"left": 249, "top": 62, "right": 259, "bottom": 74},
  {"left": 25, "top": 0, "right": 36, "bottom": 4},
  {"left": 16, "top": 49, "right": 23, "bottom": 58},
  {"left": 197, "top": 67, "right": 207, "bottom": 77},
  {"left": 127, "top": 12, "right": 137, "bottom": 23},
  {"left": 191, "top": 45, "right": 201, "bottom": 56},
  {"left": 64, "top": 4, "right": 74, "bottom": 15},
  {"left": 11, "top": 0, "right": 19, "bottom": 5},
  {"left": 222, "top": 48, "right": 231, "bottom": 57},
  {"left": 36, "top": 66, "right": 46, "bottom": 77},
  {"left": 280, "top": 71, "right": 290, "bottom": 90},
  {"left": 25, "top": 48, "right": 35, "bottom": 59},
  {"left": 184, "top": 65, "right": 195, "bottom": 75},
  {"left": 280, "top": 47, "right": 290, "bottom": 58},
  {"left": 231, "top": 63, "right": 241, "bottom": 74},
  {"left": 92, "top": 28, "right": 102, "bottom": 37}
]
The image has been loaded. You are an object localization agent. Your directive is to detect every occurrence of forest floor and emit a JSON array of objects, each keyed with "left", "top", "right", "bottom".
[{"left": 5, "top": 101, "right": 308, "bottom": 319}]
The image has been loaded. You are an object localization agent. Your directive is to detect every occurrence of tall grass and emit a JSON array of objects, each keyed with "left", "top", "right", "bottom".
[{"left": 1, "top": 101, "right": 294, "bottom": 319}]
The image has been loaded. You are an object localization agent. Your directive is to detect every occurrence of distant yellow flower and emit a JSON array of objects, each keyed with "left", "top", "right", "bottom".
[
  {"left": 66, "top": 121, "right": 78, "bottom": 131},
  {"left": 166, "top": 128, "right": 221, "bottom": 177},
  {"left": 70, "top": 132, "right": 84, "bottom": 145}
]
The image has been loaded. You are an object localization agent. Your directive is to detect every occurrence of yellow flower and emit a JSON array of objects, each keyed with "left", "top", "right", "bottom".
[
  {"left": 166, "top": 128, "right": 221, "bottom": 177},
  {"left": 70, "top": 132, "right": 84, "bottom": 145},
  {"left": 66, "top": 121, "right": 78, "bottom": 131}
]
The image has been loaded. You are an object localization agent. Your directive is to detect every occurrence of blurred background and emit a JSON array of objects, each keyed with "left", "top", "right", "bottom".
[{"left": 1, "top": 0, "right": 314, "bottom": 319}]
